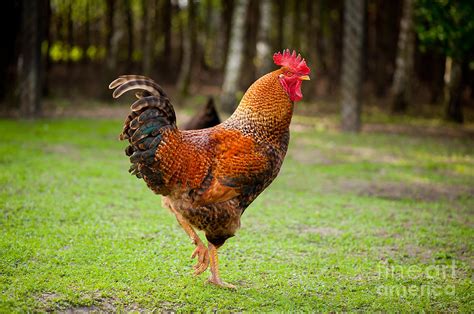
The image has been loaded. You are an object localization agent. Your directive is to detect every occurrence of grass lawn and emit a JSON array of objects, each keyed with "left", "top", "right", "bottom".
[{"left": 0, "top": 115, "right": 473, "bottom": 311}]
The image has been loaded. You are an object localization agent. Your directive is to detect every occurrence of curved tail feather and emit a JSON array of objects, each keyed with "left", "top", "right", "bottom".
[{"left": 109, "top": 75, "right": 168, "bottom": 98}]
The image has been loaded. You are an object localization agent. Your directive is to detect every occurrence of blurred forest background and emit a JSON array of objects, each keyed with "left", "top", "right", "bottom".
[{"left": 1, "top": 0, "right": 474, "bottom": 131}]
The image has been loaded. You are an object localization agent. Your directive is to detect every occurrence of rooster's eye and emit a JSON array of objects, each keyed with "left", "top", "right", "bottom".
[{"left": 285, "top": 72, "right": 294, "bottom": 77}]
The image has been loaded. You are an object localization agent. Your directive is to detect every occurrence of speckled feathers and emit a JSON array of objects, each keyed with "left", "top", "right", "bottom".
[{"left": 111, "top": 66, "right": 301, "bottom": 246}]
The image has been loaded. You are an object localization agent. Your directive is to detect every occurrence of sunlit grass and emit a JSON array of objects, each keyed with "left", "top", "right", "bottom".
[{"left": 0, "top": 118, "right": 472, "bottom": 311}]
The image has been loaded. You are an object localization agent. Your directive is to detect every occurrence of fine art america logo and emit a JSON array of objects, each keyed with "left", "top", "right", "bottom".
[{"left": 376, "top": 261, "right": 457, "bottom": 297}]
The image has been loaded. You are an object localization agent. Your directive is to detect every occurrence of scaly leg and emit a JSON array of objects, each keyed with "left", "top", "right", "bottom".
[
  {"left": 165, "top": 201, "right": 209, "bottom": 275},
  {"left": 207, "top": 243, "right": 235, "bottom": 289}
]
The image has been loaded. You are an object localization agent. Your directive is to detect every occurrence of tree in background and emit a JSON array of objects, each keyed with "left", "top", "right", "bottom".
[
  {"left": 221, "top": 0, "right": 249, "bottom": 113},
  {"left": 255, "top": 0, "right": 272, "bottom": 77},
  {"left": 340, "top": 0, "right": 366, "bottom": 132},
  {"left": 202, "top": 0, "right": 225, "bottom": 71},
  {"left": 105, "top": 0, "right": 119, "bottom": 73},
  {"left": 391, "top": 0, "right": 415, "bottom": 113},
  {"left": 0, "top": 1, "right": 22, "bottom": 111},
  {"left": 123, "top": 0, "right": 134, "bottom": 72},
  {"left": 240, "top": 0, "right": 259, "bottom": 89},
  {"left": 290, "top": 0, "right": 301, "bottom": 50},
  {"left": 3, "top": 0, "right": 474, "bottom": 124},
  {"left": 162, "top": 0, "right": 172, "bottom": 69},
  {"left": 18, "top": 0, "right": 48, "bottom": 117},
  {"left": 177, "top": 0, "right": 196, "bottom": 96},
  {"left": 141, "top": 0, "right": 154, "bottom": 76},
  {"left": 276, "top": 0, "right": 285, "bottom": 50},
  {"left": 416, "top": 0, "right": 474, "bottom": 123}
]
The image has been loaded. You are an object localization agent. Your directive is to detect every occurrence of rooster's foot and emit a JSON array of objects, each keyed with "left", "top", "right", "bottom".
[
  {"left": 207, "top": 277, "right": 236, "bottom": 289},
  {"left": 191, "top": 243, "right": 209, "bottom": 276}
]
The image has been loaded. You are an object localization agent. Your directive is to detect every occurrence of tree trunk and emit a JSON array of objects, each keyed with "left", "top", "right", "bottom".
[
  {"left": 18, "top": 0, "right": 45, "bottom": 117},
  {"left": 304, "top": 0, "right": 322, "bottom": 99},
  {"left": 203, "top": 0, "right": 223, "bottom": 70},
  {"left": 328, "top": 0, "right": 343, "bottom": 94},
  {"left": 391, "top": 0, "right": 414, "bottom": 113},
  {"left": 240, "top": 0, "right": 258, "bottom": 88},
  {"left": 291, "top": 0, "right": 301, "bottom": 49},
  {"left": 314, "top": 0, "right": 328, "bottom": 74},
  {"left": 444, "top": 57, "right": 464, "bottom": 123},
  {"left": 42, "top": 0, "right": 51, "bottom": 97},
  {"left": 221, "top": 0, "right": 235, "bottom": 68},
  {"left": 103, "top": 0, "right": 123, "bottom": 98},
  {"left": 105, "top": 0, "right": 117, "bottom": 71},
  {"left": 66, "top": 0, "right": 73, "bottom": 67},
  {"left": 255, "top": 0, "right": 272, "bottom": 77},
  {"left": 277, "top": 0, "right": 285, "bottom": 49},
  {"left": 142, "top": 0, "right": 153, "bottom": 76},
  {"left": 163, "top": 0, "right": 172, "bottom": 67},
  {"left": 124, "top": 0, "right": 134, "bottom": 70},
  {"left": 373, "top": 0, "right": 402, "bottom": 97},
  {"left": 340, "top": 0, "right": 365, "bottom": 132},
  {"left": 106, "top": 0, "right": 124, "bottom": 71},
  {"left": 83, "top": 0, "right": 91, "bottom": 64},
  {"left": 85, "top": 0, "right": 91, "bottom": 50},
  {"left": 0, "top": 1, "right": 22, "bottom": 107},
  {"left": 177, "top": 0, "right": 196, "bottom": 96},
  {"left": 201, "top": 0, "right": 213, "bottom": 70},
  {"left": 429, "top": 54, "right": 446, "bottom": 104},
  {"left": 221, "top": 0, "right": 249, "bottom": 113}
]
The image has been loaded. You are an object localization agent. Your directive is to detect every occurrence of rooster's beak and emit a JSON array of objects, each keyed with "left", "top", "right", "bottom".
[{"left": 299, "top": 75, "right": 310, "bottom": 81}]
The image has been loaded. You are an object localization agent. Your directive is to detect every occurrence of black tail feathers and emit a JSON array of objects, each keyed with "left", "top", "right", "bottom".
[{"left": 110, "top": 75, "right": 177, "bottom": 179}]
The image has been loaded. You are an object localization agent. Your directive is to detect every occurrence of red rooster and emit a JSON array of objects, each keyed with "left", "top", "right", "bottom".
[{"left": 110, "top": 49, "right": 310, "bottom": 288}]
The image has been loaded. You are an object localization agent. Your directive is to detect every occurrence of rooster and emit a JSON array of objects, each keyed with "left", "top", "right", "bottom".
[{"left": 110, "top": 49, "right": 310, "bottom": 288}]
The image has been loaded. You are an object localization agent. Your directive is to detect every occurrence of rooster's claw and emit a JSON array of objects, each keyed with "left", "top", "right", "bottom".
[{"left": 191, "top": 243, "right": 209, "bottom": 276}]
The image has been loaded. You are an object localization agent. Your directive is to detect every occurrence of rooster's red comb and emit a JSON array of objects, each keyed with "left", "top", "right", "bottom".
[{"left": 273, "top": 49, "right": 310, "bottom": 75}]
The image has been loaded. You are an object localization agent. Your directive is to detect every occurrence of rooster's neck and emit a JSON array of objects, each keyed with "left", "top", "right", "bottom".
[{"left": 223, "top": 70, "right": 293, "bottom": 143}]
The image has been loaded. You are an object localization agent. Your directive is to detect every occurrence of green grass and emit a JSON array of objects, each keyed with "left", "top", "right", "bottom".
[{"left": 0, "top": 117, "right": 473, "bottom": 311}]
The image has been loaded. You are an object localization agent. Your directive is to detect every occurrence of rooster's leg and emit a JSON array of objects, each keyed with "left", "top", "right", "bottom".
[
  {"left": 207, "top": 243, "right": 235, "bottom": 289},
  {"left": 168, "top": 205, "right": 209, "bottom": 275}
]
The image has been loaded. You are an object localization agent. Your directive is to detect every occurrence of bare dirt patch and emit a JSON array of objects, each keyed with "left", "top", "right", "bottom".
[
  {"left": 43, "top": 103, "right": 129, "bottom": 120},
  {"left": 290, "top": 137, "right": 405, "bottom": 165},
  {"left": 289, "top": 137, "right": 341, "bottom": 165},
  {"left": 42, "top": 144, "right": 79, "bottom": 155},
  {"left": 364, "top": 123, "right": 474, "bottom": 140},
  {"left": 331, "top": 179, "right": 473, "bottom": 202},
  {"left": 36, "top": 292, "right": 63, "bottom": 311},
  {"left": 37, "top": 294, "right": 121, "bottom": 313},
  {"left": 37, "top": 291, "right": 184, "bottom": 313},
  {"left": 289, "top": 147, "right": 336, "bottom": 165},
  {"left": 377, "top": 244, "right": 434, "bottom": 263}
]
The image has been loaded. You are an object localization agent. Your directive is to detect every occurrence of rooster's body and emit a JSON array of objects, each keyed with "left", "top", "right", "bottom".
[{"left": 110, "top": 50, "right": 310, "bottom": 287}]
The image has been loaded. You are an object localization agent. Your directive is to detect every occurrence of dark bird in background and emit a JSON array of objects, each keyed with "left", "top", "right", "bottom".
[
  {"left": 109, "top": 49, "right": 311, "bottom": 288},
  {"left": 182, "top": 97, "right": 221, "bottom": 130}
]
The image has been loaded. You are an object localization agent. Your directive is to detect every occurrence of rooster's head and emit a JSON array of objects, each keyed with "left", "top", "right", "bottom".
[{"left": 273, "top": 49, "right": 310, "bottom": 102}]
